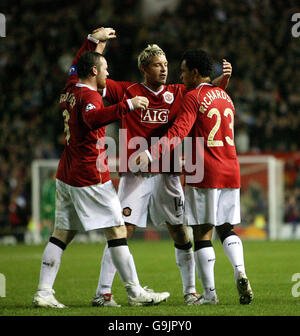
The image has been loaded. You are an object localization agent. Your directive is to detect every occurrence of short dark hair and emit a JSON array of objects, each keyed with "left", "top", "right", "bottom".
[
  {"left": 77, "top": 51, "right": 103, "bottom": 78},
  {"left": 181, "top": 49, "right": 212, "bottom": 77}
]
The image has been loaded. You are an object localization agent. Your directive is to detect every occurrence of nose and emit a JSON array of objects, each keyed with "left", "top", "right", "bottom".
[{"left": 161, "top": 65, "right": 167, "bottom": 73}]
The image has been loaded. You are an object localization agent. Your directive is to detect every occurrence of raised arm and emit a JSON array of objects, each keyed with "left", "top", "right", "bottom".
[
  {"left": 212, "top": 59, "right": 232, "bottom": 90},
  {"left": 90, "top": 27, "right": 117, "bottom": 54},
  {"left": 68, "top": 27, "right": 116, "bottom": 84}
]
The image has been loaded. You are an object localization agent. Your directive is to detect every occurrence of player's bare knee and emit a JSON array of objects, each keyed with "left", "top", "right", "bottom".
[
  {"left": 192, "top": 224, "right": 214, "bottom": 241},
  {"left": 104, "top": 225, "right": 127, "bottom": 240},
  {"left": 52, "top": 229, "right": 77, "bottom": 245},
  {"left": 166, "top": 223, "right": 190, "bottom": 245}
]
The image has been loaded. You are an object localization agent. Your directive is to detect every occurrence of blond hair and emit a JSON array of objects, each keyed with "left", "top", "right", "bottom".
[{"left": 137, "top": 44, "right": 166, "bottom": 71}]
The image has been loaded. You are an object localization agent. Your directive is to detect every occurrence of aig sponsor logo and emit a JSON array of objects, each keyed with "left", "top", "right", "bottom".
[{"left": 141, "top": 108, "right": 169, "bottom": 123}]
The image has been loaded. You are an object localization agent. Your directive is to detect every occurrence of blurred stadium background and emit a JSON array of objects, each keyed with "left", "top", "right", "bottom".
[{"left": 0, "top": 0, "right": 300, "bottom": 245}]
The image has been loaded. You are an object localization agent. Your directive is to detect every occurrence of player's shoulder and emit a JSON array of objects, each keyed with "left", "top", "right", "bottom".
[
  {"left": 166, "top": 83, "right": 185, "bottom": 93},
  {"left": 196, "top": 83, "right": 217, "bottom": 97},
  {"left": 75, "top": 84, "right": 102, "bottom": 101},
  {"left": 183, "top": 83, "right": 215, "bottom": 105},
  {"left": 126, "top": 82, "right": 143, "bottom": 92},
  {"left": 182, "top": 89, "right": 200, "bottom": 106},
  {"left": 185, "top": 84, "right": 206, "bottom": 97},
  {"left": 60, "top": 80, "right": 78, "bottom": 102},
  {"left": 199, "top": 83, "right": 216, "bottom": 91},
  {"left": 107, "top": 78, "right": 138, "bottom": 90},
  {"left": 209, "top": 84, "right": 233, "bottom": 101},
  {"left": 198, "top": 83, "right": 235, "bottom": 108},
  {"left": 164, "top": 84, "right": 187, "bottom": 100}
]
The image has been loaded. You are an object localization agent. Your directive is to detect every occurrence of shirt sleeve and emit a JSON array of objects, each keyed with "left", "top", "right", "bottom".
[
  {"left": 102, "top": 79, "right": 134, "bottom": 104},
  {"left": 67, "top": 36, "right": 99, "bottom": 85},
  {"left": 149, "top": 92, "right": 199, "bottom": 161},
  {"left": 81, "top": 92, "right": 131, "bottom": 129}
]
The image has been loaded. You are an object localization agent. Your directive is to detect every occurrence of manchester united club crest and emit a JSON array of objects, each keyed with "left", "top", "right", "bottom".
[
  {"left": 122, "top": 207, "right": 132, "bottom": 217},
  {"left": 162, "top": 91, "right": 174, "bottom": 104}
]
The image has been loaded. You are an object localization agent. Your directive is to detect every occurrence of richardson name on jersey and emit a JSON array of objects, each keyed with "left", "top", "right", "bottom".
[
  {"left": 141, "top": 108, "right": 169, "bottom": 123},
  {"left": 199, "top": 89, "right": 234, "bottom": 113}
]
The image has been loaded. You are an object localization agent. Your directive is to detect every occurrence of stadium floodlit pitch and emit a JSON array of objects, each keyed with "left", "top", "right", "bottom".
[{"left": 0, "top": 239, "right": 300, "bottom": 317}]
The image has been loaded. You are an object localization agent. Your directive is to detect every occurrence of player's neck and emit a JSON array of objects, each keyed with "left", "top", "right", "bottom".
[
  {"left": 195, "top": 77, "right": 211, "bottom": 87},
  {"left": 80, "top": 78, "right": 97, "bottom": 91},
  {"left": 143, "top": 81, "right": 164, "bottom": 93}
]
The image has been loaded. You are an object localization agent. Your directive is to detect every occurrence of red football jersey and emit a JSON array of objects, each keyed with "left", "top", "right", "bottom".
[
  {"left": 150, "top": 83, "right": 240, "bottom": 188},
  {"left": 103, "top": 80, "right": 186, "bottom": 172},
  {"left": 56, "top": 38, "right": 130, "bottom": 187}
]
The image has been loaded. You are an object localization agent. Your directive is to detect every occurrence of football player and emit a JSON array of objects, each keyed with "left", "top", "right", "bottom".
[
  {"left": 33, "top": 28, "right": 169, "bottom": 308},
  {"left": 136, "top": 48, "right": 253, "bottom": 305}
]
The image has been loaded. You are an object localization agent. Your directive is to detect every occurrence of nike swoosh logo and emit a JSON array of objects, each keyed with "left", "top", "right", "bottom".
[{"left": 145, "top": 299, "right": 154, "bottom": 305}]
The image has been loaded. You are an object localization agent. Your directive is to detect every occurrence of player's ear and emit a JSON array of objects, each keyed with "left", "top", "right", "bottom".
[
  {"left": 140, "top": 66, "right": 146, "bottom": 75},
  {"left": 192, "top": 68, "right": 199, "bottom": 77},
  {"left": 91, "top": 65, "right": 98, "bottom": 77}
]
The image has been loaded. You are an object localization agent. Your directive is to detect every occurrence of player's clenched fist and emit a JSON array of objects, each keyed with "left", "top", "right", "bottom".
[
  {"left": 222, "top": 59, "right": 232, "bottom": 79},
  {"left": 130, "top": 96, "right": 149, "bottom": 110},
  {"left": 91, "top": 27, "right": 117, "bottom": 41}
]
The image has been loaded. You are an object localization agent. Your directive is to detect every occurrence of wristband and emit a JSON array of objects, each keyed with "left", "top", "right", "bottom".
[{"left": 87, "top": 34, "right": 100, "bottom": 44}]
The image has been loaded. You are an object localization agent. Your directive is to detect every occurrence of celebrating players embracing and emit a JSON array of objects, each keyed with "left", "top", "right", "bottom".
[{"left": 93, "top": 41, "right": 232, "bottom": 306}]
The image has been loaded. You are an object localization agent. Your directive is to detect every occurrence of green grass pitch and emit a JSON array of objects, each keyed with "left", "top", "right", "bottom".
[{"left": 0, "top": 239, "right": 300, "bottom": 316}]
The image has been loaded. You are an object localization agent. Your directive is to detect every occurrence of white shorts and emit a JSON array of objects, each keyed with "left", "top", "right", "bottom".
[
  {"left": 55, "top": 179, "right": 124, "bottom": 231},
  {"left": 118, "top": 172, "right": 184, "bottom": 227},
  {"left": 185, "top": 186, "right": 240, "bottom": 226}
]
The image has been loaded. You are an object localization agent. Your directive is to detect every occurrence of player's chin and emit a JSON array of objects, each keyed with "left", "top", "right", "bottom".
[
  {"left": 98, "top": 80, "right": 106, "bottom": 89},
  {"left": 158, "top": 77, "right": 167, "bottom": 85},
  {"left": 183, "top": 80, "right": 191, "bottom": 88}
]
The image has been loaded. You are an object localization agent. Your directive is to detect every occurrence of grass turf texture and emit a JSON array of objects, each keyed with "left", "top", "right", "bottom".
[{"left": 0, "top": 239, "right": 300, "bottom": 316}]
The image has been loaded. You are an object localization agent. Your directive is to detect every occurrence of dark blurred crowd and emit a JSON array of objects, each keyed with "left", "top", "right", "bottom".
[{"left": 0, "top": 0, "right": 300, "bottom": 234}]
